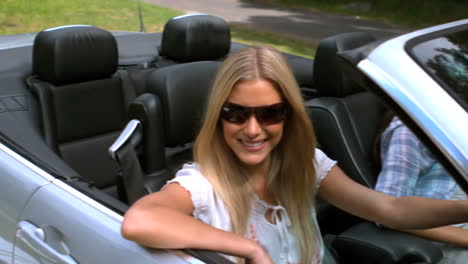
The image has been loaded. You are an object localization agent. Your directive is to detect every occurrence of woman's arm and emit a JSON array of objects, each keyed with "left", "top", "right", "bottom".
[
  {"left": 318, "top": 166, "right": 468, "bottom": 230},
  {"left": 404, "top": 226, "right": 468, "bottom": 248},
  {"left": 121, "top": 183, "right": 272, "bottom": 263}
]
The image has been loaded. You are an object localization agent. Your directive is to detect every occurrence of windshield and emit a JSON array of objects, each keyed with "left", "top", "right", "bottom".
[{"left": 409, "top": 28, "right": 468, "bottom": 111}]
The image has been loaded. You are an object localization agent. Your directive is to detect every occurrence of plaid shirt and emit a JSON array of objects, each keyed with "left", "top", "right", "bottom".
[{"left": 375, "top": 117, "right": 462, "bottom": 200}]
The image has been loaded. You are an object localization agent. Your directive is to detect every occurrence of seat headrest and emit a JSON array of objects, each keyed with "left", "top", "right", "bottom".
[
  {"left": 147, "top": 61, "right": 220, "bottom": 147},
  {"left": 33, "top": 25, "right": 118, "bottom": 85},
  {"left": 313, "top": 32, "right": 376, "bottom": 97},
  {"left": 160, "top": 14, "right": 231, "bottom": 62}
]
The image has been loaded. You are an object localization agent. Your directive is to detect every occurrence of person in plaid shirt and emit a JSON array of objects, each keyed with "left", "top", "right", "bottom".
[{"left": 376, "top": 115, "right": 468, "bottom": 263}]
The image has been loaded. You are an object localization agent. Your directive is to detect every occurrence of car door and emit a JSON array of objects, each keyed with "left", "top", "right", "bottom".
[
  {"left": 0, "top": 141, "right": 194, "bottom": 264},
  {"left": 0, "top": 142, "right": 49, "bottom": 264}
]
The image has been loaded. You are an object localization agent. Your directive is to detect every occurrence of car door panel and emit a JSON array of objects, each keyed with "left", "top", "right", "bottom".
[
  {"left": 15, "top": 178, "right": 189, "bottom": 264},
  {"left": 0, "top": 142, "right": 187, "bottom": 264},
  {"left": 0, "top": 143, "right": 50, "bottom": 264}
]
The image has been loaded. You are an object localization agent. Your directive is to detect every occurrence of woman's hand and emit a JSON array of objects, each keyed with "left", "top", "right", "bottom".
[{"left": 246, "top": 241, "right": 274, "bottom": 264}]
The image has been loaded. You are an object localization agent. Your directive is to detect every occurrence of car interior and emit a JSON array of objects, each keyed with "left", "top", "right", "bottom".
[{"left": 0, "top": 13, "right": 446, "bottom": 264}]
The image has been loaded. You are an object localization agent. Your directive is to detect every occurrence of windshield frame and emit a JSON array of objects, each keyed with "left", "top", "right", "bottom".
[
  {"left": 405, "top": 24, "right": 468, "bottom": 111},
  {"left": 356, "top": 19, "right": 468, "bottom": 188}
]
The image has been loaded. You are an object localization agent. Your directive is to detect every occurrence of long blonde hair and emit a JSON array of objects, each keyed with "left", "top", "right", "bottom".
[{"left": 194, "top": 45, "right": 317, "bottom": 263}]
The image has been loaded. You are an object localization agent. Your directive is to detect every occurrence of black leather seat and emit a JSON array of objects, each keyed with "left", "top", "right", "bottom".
[
  {"left": 117, "top": 14, "right": 231, "bottom": 98},
  {"left": 146, "top": 60, "right": 220, "bottom": 175},
  {"left": 28, "top": 25, "right": 137, "bottom": 198},
  {"left": 307, "top": 32, "right": 383, "bottom": 188},
  {"left": 305, "top": 32, "right": 382, "bottom": 235},
  {"left": 156, "top": 14, "right": 231, "bottom": 67},
  {"left": 108, "top": 60, "right": 220, "bottom": 204}
]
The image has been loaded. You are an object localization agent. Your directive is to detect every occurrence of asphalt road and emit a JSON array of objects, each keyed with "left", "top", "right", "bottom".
[{"left": 143, "top": 0, "right": 410, "bottom": 44}]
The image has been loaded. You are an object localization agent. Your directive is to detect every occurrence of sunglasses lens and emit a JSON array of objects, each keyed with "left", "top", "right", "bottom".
[
  {"left": 221, "top": 103, "right": 287, "bottom": 124},
  {"left": 221, "top": 104, "right": 249, "bottom": 123},
  {"left": 256, "top": 103, "right": 287, "bottom": 124}
]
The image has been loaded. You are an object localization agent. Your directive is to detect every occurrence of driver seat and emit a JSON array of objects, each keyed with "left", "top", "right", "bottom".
[{"left": 306, "top": 32, "right": 442, "bottom": 264}]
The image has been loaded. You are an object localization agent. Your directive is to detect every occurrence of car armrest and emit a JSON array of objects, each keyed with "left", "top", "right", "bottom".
[{"left": 330, "top": 221, "right": 443, "bottom": 264}]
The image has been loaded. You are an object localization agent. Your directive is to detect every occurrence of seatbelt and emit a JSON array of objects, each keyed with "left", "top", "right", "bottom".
[{"left": 115, "top": 140, "right": 147, "bottom": 204}]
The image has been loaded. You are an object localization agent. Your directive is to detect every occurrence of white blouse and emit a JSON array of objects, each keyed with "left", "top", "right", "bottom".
[{"left": 167, "top": 148, "right": 337, "bottom": 263}]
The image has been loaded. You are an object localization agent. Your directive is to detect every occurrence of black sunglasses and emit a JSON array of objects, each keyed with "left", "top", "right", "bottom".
[{"left": 220, "top": 102, "right": 289, "bottom": 124}]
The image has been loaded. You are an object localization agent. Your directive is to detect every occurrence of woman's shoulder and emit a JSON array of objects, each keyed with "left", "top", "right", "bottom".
[
  {"left": 167, "top": 163, "right": 217, "bottom": 213},
  {"left": 314, "top": 148, "right": 337, "bottom": 188},
  {"left": 169, "top": 163, "right": 212, "bottom": 190},
  {"left": 314, "top": 148, "right": 336, "bottom": 167}
]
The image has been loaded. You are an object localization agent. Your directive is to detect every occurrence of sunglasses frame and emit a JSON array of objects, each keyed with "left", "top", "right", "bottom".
[{"left": 220, "top": 102, "right": 289, "bottom": 124}]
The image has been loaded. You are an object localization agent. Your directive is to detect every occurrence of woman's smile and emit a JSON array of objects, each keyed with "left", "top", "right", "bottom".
[{"left": 239, "top": 138, "right": 267, "bottom": 150}]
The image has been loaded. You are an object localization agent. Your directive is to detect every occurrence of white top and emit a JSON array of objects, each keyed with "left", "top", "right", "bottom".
[{"left": 167, "top": 148, "right": 337, "bottom": 264}]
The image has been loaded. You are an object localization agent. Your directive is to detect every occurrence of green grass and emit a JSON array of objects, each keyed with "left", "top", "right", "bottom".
[
  {"left": 0, "top": 0, "right": 182, "bottom": 34},
  {"left": 246, "top": 0, "right": 467, "bottom": 29},
  {"left": 0, "top": 0, "right": 315, "bottom": 58},
  {"left": 231, "top": 24, "right": 316, "bottom": 58}
]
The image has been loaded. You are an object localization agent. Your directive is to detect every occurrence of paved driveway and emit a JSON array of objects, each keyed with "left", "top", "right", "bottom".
[{"left": 143, "top": 0, "right": 410, "bottom": 44}]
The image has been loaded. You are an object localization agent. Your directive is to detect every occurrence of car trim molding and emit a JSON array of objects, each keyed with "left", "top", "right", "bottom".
[
  {"left": 0, "top": 142, "right": 55, "bottom": 182},
  {"left": 0, "top": 141, "right": 123, "bottom": 221}
]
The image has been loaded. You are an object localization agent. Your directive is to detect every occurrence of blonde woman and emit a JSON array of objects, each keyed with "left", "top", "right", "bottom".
[{"left": 122, "top": 45, "right": 468, "bottom": 264}]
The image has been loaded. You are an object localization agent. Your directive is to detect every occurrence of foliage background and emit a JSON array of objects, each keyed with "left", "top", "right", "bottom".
[{"left": 246, "top": 0, "right": 467, "bottom": 28}]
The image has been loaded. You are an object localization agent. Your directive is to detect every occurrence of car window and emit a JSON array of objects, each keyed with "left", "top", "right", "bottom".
[{"left": 408, "top": 28, "right": 468, "bottom": 111}]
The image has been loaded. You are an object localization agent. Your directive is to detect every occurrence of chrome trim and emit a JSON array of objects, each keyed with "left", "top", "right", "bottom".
[
  {"left": 173, "top": 13, "right": 208, "bottom": 20},
  {"left": 357, "top": 20, "right": 468, "bottom": 177},
  {"left": 0, "top": 142, "right": 55, "bottom": 182},
  {"left": 51, "top": 179, "right": 123, "bottom": 222},
  {"left": 44, "top": 25, "right": 92, "bottom": 32},
  {"left": 108, "top": 119, "right": 142, "bottom": 160}
]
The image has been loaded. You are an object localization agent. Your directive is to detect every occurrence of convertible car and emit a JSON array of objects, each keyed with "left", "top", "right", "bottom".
[{"left": 0, "top": 13, "right": 466, "bottom": 264}]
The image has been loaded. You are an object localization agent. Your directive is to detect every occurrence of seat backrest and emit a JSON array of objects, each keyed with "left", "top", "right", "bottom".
[
  {"left": 306, "top": 32, "right": 384, "bottom": 188},
  {"left": 145, "top": 61, "right": 220, "bottom": 175},
  {"left": 284, "top": 53, "right": 316, "bottom": 100},
  {"left": 29, "top": 25, "right": 135, "bottom": 197},
  {"left": 157, "top": 14, "right": 231, "bottom": 66}
]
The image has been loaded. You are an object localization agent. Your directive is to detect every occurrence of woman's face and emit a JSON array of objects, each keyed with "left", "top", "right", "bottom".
[{"left": 221, "top": 78, "right": 285, "bottom": 171}]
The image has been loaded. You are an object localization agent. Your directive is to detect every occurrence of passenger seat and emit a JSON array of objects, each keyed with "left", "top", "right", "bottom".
[{"left": 27, "top": 25, "right": 137, "bottom": 198}]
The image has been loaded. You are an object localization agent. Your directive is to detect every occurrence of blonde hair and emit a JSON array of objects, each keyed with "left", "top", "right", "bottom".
[{"left": 194, "top": 45, "right": 317, "bottom": 263}]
